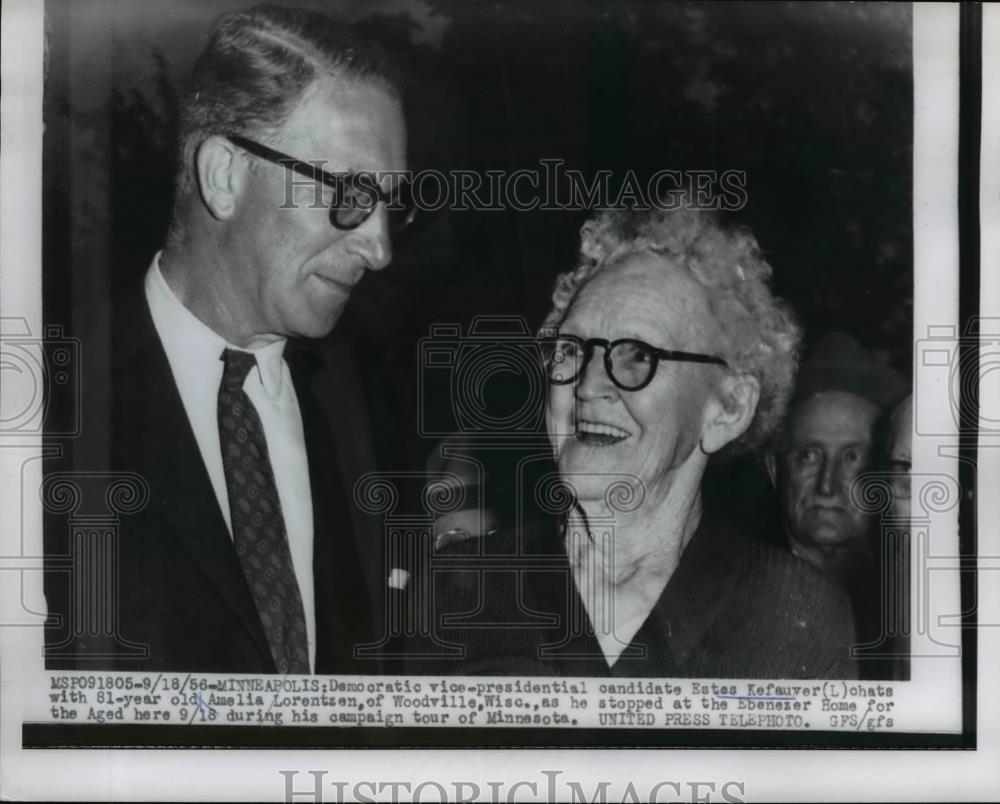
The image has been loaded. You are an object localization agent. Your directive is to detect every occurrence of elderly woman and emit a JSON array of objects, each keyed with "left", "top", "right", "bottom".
[{"left": 421, "top": 204, "right": 856, "bottom": 679}]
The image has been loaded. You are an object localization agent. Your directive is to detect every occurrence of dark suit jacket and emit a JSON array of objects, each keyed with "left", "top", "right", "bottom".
[
  {"left": 43, "top": 281, "right": 386, "bottom": 673},
  {"left": 405, "top": 506, "right": 858, "bottom": 679}
]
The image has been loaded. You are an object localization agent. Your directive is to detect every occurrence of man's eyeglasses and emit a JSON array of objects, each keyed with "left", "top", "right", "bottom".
[
  {"left": 227, "top": 134, "right": 416, "bottom": 232},
  {"left": 542, "top": 335, "right": 728, "bottom": 392}
]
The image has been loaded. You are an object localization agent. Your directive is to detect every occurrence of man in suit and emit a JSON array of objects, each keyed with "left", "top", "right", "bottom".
[{"left": 44, "top": 5, "right": 408, "bottom": 674}]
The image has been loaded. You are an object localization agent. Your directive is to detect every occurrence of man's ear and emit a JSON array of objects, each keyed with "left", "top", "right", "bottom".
[
  {"left": 700, "top": 373, "right": 761, "bottom": 455},
  {"left": 195, "top": 135, "right": 244, "bottom": 220}
]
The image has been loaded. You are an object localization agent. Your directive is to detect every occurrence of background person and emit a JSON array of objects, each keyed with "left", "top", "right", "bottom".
[
  {"left": 887, "top": 392, "right": 913, "bottom": 521},
  {"left": 765, "top": 333, "right": 908, "bottom": 678},
  {"left": 425, "top": 442, "right": 500, "bottom": 550}
]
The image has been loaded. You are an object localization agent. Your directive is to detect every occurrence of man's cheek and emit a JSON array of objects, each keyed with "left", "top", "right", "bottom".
[
  {"left": 785, "top": 474, "right": 811, "bottom": 509},
  {"left": 846, "top": 506, "right": 870, "bottom": 532}
]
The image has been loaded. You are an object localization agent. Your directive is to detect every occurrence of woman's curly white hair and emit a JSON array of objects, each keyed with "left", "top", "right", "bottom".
[{"left": 540, "top": 205, "right": 802, "bottom": 452}]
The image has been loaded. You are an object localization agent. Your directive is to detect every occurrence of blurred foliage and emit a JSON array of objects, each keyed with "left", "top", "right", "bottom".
[
  {"left": 395, "top": 0, "right": 913, "bottom": 365},
  {"left": 109, "top": 50, "right": 180, "bottom": 290},
  {"left": 44, "top": 0, "right": 913, "bottom": 467}
]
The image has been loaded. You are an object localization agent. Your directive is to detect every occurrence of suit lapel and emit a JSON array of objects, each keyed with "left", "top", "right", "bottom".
[
  {"left": 286, "top": 338, "right": 377, "bottom": 673},
  {"left": 115, "top": 288, "right": 274, "bottom": 669},
  {"left": 307, "top": 337, "right": 383, "bottom": 618}
]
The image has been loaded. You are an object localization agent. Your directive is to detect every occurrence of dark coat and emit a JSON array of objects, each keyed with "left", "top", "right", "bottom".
[
  {"left": 404, "top": 506, "right": 858, "bottom": 679},
  {"left": 43, "top": 282, "right": 386, "bottom": 674}
]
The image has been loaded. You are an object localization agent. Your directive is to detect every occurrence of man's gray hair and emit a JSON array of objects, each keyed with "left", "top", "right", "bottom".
[{"left": 173, "top": 4, "right": 400, "bottom": 198}]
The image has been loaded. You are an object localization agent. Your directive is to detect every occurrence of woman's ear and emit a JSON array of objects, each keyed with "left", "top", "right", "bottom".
[
  {"left": 701, "top": 373, "right": 761, "bottom": 454},
  {"left": 195, "top": 135, "right": 244, "bottom": 220}
]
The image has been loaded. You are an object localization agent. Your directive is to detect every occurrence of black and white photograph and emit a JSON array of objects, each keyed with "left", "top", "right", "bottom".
[{"left": 0, "top": 0, "right": 993, "bottom": 800}]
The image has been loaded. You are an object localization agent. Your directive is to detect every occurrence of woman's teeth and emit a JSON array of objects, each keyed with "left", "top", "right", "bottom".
[{"left": 576, "top": 421, "right": 630, "bottom": 444}]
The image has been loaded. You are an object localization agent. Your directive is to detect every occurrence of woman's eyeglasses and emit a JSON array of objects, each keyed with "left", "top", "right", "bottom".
[
  {"left": 227, "top": 134, "right": 416, "bottom": 233},
  {"left": 542, "top": 334, "right": 728, "bottom": 392}
]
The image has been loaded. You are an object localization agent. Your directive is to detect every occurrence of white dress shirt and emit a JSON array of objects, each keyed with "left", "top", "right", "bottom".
[{"left": 145, "top": 253, "right": 316, "bottom": 672}]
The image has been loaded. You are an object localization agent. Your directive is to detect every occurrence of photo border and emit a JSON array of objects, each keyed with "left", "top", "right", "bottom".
[{"left": 2, "top": 0, "right": 994, "bottom": 800}]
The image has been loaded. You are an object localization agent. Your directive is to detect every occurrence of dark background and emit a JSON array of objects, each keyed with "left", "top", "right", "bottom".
[{"left": 43, "top": 0, "right": 913, "bottom": 472}]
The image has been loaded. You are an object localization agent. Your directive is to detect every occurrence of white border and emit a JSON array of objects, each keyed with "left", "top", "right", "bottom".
[
  {"left": 976, "top": 0, "right": 1000, "bottom": 792},
  {"left": 1, "top": 1, "right": 992, "bottom": 801},
  {"left": 0, "top": 0, "right": 47, "bottom": 794}
]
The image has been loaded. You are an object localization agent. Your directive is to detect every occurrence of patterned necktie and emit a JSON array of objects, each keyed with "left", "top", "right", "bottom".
[{"left": 218, "top": 348, "right": 309, "bottom": 674}]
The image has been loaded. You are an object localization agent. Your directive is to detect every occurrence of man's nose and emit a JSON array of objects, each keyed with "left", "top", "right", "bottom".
[
  {"left": 351, "top": 207, "right": 393, "bottom": 271},
  {"left": 815, "top": 455, "right": 841, "bottom": 497}
]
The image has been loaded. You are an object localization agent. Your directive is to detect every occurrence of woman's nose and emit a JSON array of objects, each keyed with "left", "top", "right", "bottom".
[{"left": 574, "top": 347, "right": 616, "bottom": 400}]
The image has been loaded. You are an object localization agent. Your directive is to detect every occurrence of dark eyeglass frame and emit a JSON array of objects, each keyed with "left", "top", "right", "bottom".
[
  {"left": 543, "top": 334, "right": 728, "bottom": 392},
  {"left": 227, "top": 133, "right": 415, "bottom": 231}
]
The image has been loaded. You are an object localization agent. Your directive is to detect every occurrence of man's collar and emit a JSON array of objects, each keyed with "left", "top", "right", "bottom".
[
  {"left": 787, "top": 530, "right": 867, "bottom": 579},
  {"left": 148, "top": 252, "right": 289, "bottom": 398}
]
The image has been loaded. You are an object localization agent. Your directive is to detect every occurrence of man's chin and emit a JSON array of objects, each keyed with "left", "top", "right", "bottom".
[
  {"left": 796, "top": 518, "right": 856, "bottom": 549},
  {"left": 288, "top": 302, "right": 348, "bottom": 339}
]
